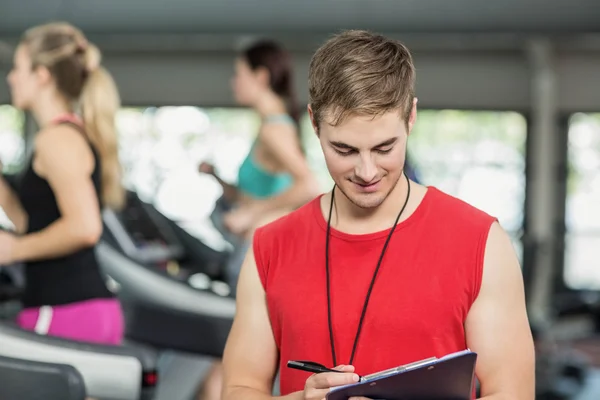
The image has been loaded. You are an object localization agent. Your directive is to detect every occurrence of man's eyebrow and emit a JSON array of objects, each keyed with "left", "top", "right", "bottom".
[
  {"left": 329, "top": 137, "right": 398, "bottom": 151},
  {"left": 329, "top": 141, "right": 357, "bottom": 151},
  {"left": 374, "top": 137, "right": 399, "bottom": 148}
]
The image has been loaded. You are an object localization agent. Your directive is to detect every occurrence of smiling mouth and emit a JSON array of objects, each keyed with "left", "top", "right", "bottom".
[{"left": 352, "top": 179, "right": 381, "bottom": 192}]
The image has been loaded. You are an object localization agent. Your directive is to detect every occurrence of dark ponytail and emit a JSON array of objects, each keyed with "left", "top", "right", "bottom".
[
  {"left": 244, "top": 40, "right": 301, "bottom": 127},
  {"left": 282, "top": 72, "right": 300, "bottom": 127}
]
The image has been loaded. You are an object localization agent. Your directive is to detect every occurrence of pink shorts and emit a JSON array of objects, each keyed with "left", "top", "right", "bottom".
[{"left": 16, "top": 298, "right": 124, "bottom": 345}]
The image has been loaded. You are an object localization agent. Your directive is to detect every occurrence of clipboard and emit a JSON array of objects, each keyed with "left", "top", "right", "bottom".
[{"left": 326, "top": 349, "right": 477, "bottom": 400}]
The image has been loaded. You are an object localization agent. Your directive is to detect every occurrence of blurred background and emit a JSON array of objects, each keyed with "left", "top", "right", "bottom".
[{"left": 0, "top": 1, "right": 599, "bottom": 399}]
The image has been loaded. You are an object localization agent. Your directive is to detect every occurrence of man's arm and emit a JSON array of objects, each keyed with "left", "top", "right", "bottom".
[
  {"left": 465, "top": 222, "right": 535, "bottom": 400},
  {"left": 221, "top": 245, "right": 302, "bottom": 400}
]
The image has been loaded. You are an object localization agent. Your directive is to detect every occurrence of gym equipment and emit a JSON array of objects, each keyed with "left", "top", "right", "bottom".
[
  {"left": 103, "top": 190, "right": 229, "bottom": 280},
  {"left": 0, "top": 321, "right": 159, "bottom": 400},
  {"left": 99, "top": 190, "right": 235, "bottom": 358},
  {"left": 0, "top": 190, "right": 234, "bottom": 399},
  {"left": 98, "top": 241, "right": 235, "bottom": 357},
  {"left": 0, "top": 264, "right": 23, "bottom": 302},
  {"left": 0, "top": 228, "right": 159, "bottom": 400},
  {"left": 0, "top": 355, "right": 86, "bottom": 400},
  {"left": 532, "top": 322, "right": 592, "bottom": 400}
]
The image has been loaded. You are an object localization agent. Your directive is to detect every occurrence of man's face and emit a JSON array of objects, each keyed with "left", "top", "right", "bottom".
[{"left": 310, "top": 102, "right": 417, "bottom": 210}]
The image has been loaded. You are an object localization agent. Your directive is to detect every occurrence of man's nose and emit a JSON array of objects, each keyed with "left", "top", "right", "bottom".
[{"left": 354, "top": 154, "right": 378, "bottom": 183}]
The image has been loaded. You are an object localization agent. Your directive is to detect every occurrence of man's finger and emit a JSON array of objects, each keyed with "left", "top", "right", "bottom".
[
  {"left": 311, "top": 371, "right": 360, "bottom": 389},
  {"left": 332, "top": 364, "right": 355, "bottom": 372}
]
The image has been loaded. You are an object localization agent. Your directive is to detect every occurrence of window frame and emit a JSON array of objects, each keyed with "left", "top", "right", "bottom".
[{"left": 554, "top": 112, "right": 600, "bottom": 298}]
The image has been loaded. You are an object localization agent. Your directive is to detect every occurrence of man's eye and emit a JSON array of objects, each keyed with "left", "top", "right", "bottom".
[
  {"left": 334, "top": 149, "right": 354, "bottom": 156},
  {"left": 375, "top": 148, "right": 392, "bottom": 154}
]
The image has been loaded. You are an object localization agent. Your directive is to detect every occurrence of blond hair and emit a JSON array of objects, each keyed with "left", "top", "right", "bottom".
[
  {"left": 22, "top": 22, "right": 124, "bottom": 210},
  {"left": 308, "top": 30, "right": 416, "bottom": 128}
]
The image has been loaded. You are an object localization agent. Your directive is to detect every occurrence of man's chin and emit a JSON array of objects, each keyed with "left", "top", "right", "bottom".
[
  {"left": 350, "top": 195, "right": 386, "bottom": 209},
  {"left": 340, "top": 186, "right": 386, "bottom": 209}
]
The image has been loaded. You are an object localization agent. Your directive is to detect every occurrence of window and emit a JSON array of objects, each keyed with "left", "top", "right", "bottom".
[
  {"left": 300, "top": 115, "right": 334, "bottom": 190},
  {"left": 409, "top": 110, "right": 527, "bottom": 260},
  {"left": 0, "top": 105, "right": 25, "bottom": 228},
  {"left": 564, "top": 113, "right": 600, "bottom": 290},
  {"left": 0, "top": 105, "right": 26, "bottom": 174},
  {"left": 300, "top": 110, "right": 528, "bottom": 260},
  {"left": 116, "top": 106, "right": 259, "bottom": 246}
]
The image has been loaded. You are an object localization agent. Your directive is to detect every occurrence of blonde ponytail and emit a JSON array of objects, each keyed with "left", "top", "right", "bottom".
[
  {"left": 80, "top": 44, "right": 125, "bottom": 211},
  {"left": 21, "top": 22, "right": 125, "bottom": 210}
]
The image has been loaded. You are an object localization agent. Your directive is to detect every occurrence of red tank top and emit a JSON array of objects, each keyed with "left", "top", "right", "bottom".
[{"left": 253, "top": 187, "right": 497, "bottom": 396}]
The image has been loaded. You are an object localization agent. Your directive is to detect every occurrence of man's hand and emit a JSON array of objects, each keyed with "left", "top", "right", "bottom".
[{"left": 303, "top": 365, "right": 370, "bottom": 400}]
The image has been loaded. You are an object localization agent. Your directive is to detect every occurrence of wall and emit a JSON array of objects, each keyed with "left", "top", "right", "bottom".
[{"left": 2, "top": 48, "right": 599, "bottom": 113}]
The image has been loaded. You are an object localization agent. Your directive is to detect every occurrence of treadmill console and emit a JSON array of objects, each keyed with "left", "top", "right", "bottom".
[{"left": 102, "top": 192, "right": 184, "bottom": 265}]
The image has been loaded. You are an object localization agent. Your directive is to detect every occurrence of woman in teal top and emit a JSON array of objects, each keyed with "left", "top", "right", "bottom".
[
  {"left": 199, "top": 40, "right": 319, "bottom": 293},
  {"left": 236, "top": 114, "right": 295, "bottom": 199}
]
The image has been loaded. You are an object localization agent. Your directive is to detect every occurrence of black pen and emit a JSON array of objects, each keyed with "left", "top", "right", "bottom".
[{"left": 287, "top": 360, "right": 362, "bottom": 380}]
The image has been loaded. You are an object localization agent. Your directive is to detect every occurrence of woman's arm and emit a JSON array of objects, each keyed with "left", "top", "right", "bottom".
[
  {"left": 213, "top": 173, "right": 239, "bottom": 203},
  {"left": 251, "top": 124, "right": 321, "bottom": 214},
  {"left": 11, "top": 126, "right": 103, "bottom": 263},
  {"left": 199, "top": 162, "right": 239, "bottom": 203},
  {"left": 0, "top": 172, "right": 28, "bottom": 233}
]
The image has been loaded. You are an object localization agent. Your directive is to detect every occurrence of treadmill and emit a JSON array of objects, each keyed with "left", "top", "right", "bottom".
[
  {"left": 98, "top": 190, "right": 236, "bottom": 358},
  {"left": 0, "top": 355, "right": 86, "bottom": 400},
  {"left": 0, "top": 264, "right": 159, "bottom": 400},
  {"left": 102, "top": 190, "right": 230, "bottom": 281},
  {"left": 0, "top": 322, "right": 159, "bottom": 400}
]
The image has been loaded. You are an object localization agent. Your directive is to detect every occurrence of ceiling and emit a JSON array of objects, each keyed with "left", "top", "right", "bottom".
[{"left": 0, "top": 0, "right": 599, "bottom": 37}]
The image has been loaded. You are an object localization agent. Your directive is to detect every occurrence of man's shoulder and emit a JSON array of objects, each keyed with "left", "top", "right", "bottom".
[
  {"left": 255, "top": 196, "right": 321, "bottom": 240},
  {"left": 252, "top": 197, "right": 321, "bottom": 285},
  {"left": 428, "top": 187, "right": 497, "bottom": 227}
]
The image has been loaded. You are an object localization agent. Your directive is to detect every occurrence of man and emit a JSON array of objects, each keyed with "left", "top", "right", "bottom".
[{"left": 221, "top": 30, "right": 535, "bottom": 400}]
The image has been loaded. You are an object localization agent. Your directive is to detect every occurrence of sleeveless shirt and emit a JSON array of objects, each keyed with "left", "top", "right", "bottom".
[
  {"left": 237, "top": 114, "right": 295, "bottom": 199},
  {"left": 16, "top": 116, "right": 114, "bottom": 307},
  {"left": 253, "top": 187, "right": 496, "bottom": 395}
]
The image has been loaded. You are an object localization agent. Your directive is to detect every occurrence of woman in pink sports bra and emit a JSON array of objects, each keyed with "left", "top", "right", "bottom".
[{"left": 0, "top": 22, "right": 125, "bottom": 345}]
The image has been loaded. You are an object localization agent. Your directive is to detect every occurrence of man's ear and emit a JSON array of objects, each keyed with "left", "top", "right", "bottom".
[
  {"left": 407, "top": 97, "right": 418, "bottom": 134},
  {"left": 307, "top": 104, "right": 319, "bottom": 137}
]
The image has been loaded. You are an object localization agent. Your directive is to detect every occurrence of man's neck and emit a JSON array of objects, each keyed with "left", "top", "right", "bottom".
[{"left": 329, "top": 176, "right": 412, "bottom": 234}]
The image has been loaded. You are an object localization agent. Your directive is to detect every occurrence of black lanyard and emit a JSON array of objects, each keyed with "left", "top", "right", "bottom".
[{"left": 325, "top": 173, "right": 411, "bottom": 367}]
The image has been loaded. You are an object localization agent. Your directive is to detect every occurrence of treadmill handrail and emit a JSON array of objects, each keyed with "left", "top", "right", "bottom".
[
  {"left": 0, "top": 322, "right": 156, "bottom": 400},
  {"left": 96, "top": 241, "right": 236, "bottom": 318},
  {"left": 0, "top": 355, "right": 86, "bottom": 400},
  {"left": 0, "top": 322, "right": 157, "bottom": 366}
]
